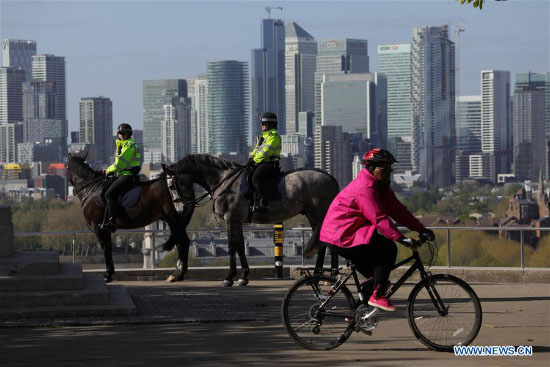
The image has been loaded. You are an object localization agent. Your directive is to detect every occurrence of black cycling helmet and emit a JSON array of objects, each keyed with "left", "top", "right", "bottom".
[
  {"left": 260, "top": 112, "right": 277, "bottom": 129},
  {"left": 362, "top": 148, "right": 398, "bottom": 167},
  {"left": 117, "top": 123, "right": 133, "bottom": 137}
]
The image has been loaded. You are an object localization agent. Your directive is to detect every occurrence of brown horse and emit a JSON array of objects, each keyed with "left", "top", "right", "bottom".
[{"left": 67, "top": 153, "right": 194, "bottom": 282}]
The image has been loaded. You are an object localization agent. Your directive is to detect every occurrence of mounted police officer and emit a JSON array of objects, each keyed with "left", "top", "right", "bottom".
[
  {"left": 247, "top": 112, "right": 281, "bottom": 211},
  {"left": 100, "top": 123, "right": 141, "bottom": 232}
]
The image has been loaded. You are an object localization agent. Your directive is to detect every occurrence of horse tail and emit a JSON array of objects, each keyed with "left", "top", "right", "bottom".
[{"left": 304, "top": 225, "right": 322, "bottom": 258}]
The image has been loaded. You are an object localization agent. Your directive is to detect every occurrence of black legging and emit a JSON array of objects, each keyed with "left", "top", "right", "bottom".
[
  {"left": 104, "top": 175, "right": 134, "bottom": 219},
  {"left": 330, "top": 231, "right": 397, "bottom": 298},
  {"left": 251, "top": 162, "right": 278, "bottom": 200}
]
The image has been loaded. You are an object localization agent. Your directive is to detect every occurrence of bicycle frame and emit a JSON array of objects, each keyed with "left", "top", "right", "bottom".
[{"left": 305, "top": 246, "right": 449, "bottom": 318}]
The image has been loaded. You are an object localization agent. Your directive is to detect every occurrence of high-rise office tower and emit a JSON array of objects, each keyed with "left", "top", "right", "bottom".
[
  {"left": 1, "top": 39, "right": 37, "bottom": 79},
  {"left": 207, "top": 61, "right": 249, "bottom": 155},
  {"left": 142, "top": 79, "right": 187, "bottom": 154},
  {"left": 79, "top": 97, "right": 113, "bottom": 164},
  {"left": 481, "top": 70, "right": 511, "bottom": 182},
  {"left": 187, "top": 75, "right": 209, "bottom": 154},
  {"left": 0, "top": 67, "right": 26, "bottom": 124},
  {"left": 23, "top": 81, "right": 58, "bottom": 120},
  {"left": 31, "top": 55, "right": 66, "bottom": 120},
  {"left": 31, "top": 54, "right": 67, "bottom": 151},
  {"left": 0, "top": 122, "right": 23, "bottom": 163},
  {"left": 315, "top": 39, "right": 369, "bottom": 125},
  {"left": 285, "top": 21, "right": 316, "bottom": 136},
  {"left": 513, "top": 72, "right": 546, "bottom": 181},
  {"left": 455, "top": 95, "right": 482, "bottom": 181},
  {"left": 251, "top": 18, "right": 285, "bottom": 139},
  {"left": 411, "top": 26, "right": 455, "bottom": 187},
  {"left": 320, "top": 72, "right": 387, "bottom": 149},
  {"left": 314, "top": 124, "right": 352, "bottom": 187},
  {"left": 161, "top": 97, "right": 192, "bottom": 163},
  {"left": 378, "top": 43, "right": 412, "bottom": 172},
  {"left": 456, "top": 96, "right": 482, "bottom": 153}
]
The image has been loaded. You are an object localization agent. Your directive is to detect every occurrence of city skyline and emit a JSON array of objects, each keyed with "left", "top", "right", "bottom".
[{"left": 1, "top": 1, "right": 548, "bottom": 134}]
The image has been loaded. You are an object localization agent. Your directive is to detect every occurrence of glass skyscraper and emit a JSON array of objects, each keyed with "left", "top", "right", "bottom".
[
  {"left": 513, "top": 72, "right": 547, "bottom": 181},
  {"left": 251, "top": 18, "right": 285, "bottom": 139},
  {"left": 320, "top": 72, "right": 387, "bottom": 149},
  {"left": 285, "top": 21, "right": 316, "bottom": 136},
  {"left": 207, "top": 61, "right": 249, "bottom": 155},
  {"left": 378, "top": 43, "right": 411, "bottom": 138},
  {"left": 1, "top": 39, "right": 37, "bottom": 79},
  {"left": 31, "top": 55, "right": 66, "bottom": 121},
  {"left": 315, "top": 39, "right": 369, "bottom": 125},
  {"left": 79, "top": 97, "right": 113, "bottom": 164},
  {"left": 142, "top": 79, "right": 187, "bottom": 153},
  {"left": 0, "top": 67, "right": 26, "bottom": 124},
  {"left": 411, "top": 26, "right": 455, "bottom": 187}
]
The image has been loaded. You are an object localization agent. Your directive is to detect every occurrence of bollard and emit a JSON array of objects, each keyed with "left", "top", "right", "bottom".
[
  {"left": 72, "top": 233, "right": 76, "bottom": 264},
  {"left": 274, "top": 223, "right": 284, "bottom": 278}
]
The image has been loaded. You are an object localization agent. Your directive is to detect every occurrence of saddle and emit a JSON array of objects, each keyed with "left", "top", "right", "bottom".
[
  {"left": 240, "top": 168, "right": 285, "bottom": 203},
  {"left": 99, "top": 174, "right": 147, "bottom": 209}
]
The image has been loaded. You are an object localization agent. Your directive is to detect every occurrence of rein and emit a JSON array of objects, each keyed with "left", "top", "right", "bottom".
[{"left": 170, "top": 165, "right": 247, "bottom": 210}]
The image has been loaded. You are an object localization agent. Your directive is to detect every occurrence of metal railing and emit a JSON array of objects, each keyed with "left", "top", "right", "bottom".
[{"left": 12, "top": 226, "right": 549, "bottom": 269}]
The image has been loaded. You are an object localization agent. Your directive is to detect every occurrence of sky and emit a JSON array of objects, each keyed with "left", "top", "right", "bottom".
[{"left": 1, "top": 0, "right": 549, "bottom": 134}]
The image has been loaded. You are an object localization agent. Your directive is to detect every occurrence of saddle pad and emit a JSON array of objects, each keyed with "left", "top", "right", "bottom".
[
  {"left": 119, "top": 186, "right": 141, "bottom": 208},
  {"left": 240, "top": 172, "right": 285, "bottom": 201}
]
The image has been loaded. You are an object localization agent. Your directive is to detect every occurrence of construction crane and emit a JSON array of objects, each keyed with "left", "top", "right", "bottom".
[{"left": 265, "top": 6, "right": 283, "bottom": 19}]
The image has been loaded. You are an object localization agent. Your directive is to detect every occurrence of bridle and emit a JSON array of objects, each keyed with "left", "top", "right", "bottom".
[{"left": 167, "top": 165, "right": 247, "bottom": 210}]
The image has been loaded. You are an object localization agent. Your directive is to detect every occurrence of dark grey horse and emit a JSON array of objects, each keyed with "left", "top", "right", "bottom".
[{"left": 162, "top": 154, "right": 339, "bottom": 286}]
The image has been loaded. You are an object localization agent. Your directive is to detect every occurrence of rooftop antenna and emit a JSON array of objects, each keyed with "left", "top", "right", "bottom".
[{"left": 265, "top": 6, "right": 283, "bottom": 19}]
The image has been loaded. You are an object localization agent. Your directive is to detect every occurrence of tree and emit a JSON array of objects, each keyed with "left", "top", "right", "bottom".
[{"left": 456, "top": 0, "right": 486, "bottom": 10}]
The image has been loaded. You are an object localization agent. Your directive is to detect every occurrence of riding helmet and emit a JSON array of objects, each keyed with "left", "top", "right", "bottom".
[
  {"left": 260, "top": 112, "right": 278, "bottom": 128},
  {"left": 117, "top": 123, "right": 133, "bottom": 137}
]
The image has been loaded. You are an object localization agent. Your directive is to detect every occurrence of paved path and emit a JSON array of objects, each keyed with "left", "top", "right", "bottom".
[{"left": 1, "top": 280, "right": 549, "bottom": 366}]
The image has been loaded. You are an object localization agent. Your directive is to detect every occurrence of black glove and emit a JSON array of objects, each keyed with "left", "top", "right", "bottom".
[
  {"left": 419, "top": 228, "right": 436, "bottom": 242},
  {"left": 399, "top": 237, "right": 421, "bottom": 249},
  {"left": 246, "top": 158, "right": 255, "bottom": 167}
]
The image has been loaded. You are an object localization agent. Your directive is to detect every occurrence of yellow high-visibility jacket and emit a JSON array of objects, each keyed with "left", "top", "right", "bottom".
[
  {"left": 106, "top": 138, "right": 141, "bottom": 176},
  {"left": 250, "top": 128, "right": 281, "bottom": 164}
]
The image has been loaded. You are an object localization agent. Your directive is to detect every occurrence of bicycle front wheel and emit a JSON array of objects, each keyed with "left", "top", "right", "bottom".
[
  {"left": 407, "top": 274, "right": 482, "bottom": 352},
  {"left": 281, "top": 275, "right": 356, "bottom": 350}
]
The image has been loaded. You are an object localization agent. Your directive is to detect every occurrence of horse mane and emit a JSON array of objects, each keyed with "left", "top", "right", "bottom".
[
  {"left": 172, "top": 154, "right": 242, "bottom": 173},
  {"left": 67, "top": 155, "right": 102, "bottom": 182}
]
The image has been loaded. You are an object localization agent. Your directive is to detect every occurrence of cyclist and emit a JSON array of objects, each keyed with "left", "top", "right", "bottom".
[{"left": 319, "top": 148, "right": 435, "bottom": 311}]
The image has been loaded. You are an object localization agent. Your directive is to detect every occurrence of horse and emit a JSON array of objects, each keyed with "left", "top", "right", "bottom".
[
  {"left": 162, "top": 154, "right": 339, "bottom": 286},
  {"left": 67, "top": 153, "right": 194, "bottom": 282}
]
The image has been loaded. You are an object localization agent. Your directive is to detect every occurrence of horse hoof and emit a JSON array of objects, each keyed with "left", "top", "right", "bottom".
[
  {"left": 222, "top": 279, "right": 234, "bottom": 287},
  {"left": 104, "top": 273, "right": 113, "bottom": 283},
  {"left": 166, "top": 274, "right": 185, "bottom": 283},
  {"left": 237, "top": 278, "right": 249, "bottom": 286}
]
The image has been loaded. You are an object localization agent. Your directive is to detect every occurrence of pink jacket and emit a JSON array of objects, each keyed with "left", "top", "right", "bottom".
[{"left": 320, "top": 169, "right": 426, "bottom": 248}]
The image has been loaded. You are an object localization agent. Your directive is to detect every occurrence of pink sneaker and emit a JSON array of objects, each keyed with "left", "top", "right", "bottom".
[{"left": 368, "top": 294, "right": 396, "bottom": 312}]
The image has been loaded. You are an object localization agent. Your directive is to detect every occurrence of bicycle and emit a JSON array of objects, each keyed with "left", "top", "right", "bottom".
[{"left": 281, "top": 236, "right": 482, "bottom": 352}]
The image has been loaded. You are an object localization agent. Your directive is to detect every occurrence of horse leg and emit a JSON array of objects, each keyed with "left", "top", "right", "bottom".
[
  {"left": 222, "top": 220, "right": 241, "bottom": 287},
  {"left": 165, "top": 214, "right": 190, "bottom": 282},
  {"left": 97, "top": 230, "right": 115, "bottom": 283},
  {"left": 305, "top": 214, "right": 327, "bottom": 275},
  {"left": 234, "top": 225, "right": 250, "bottom": 286},
  {"left": 166, "top": 239, "right": 190, "bottom": 283}
]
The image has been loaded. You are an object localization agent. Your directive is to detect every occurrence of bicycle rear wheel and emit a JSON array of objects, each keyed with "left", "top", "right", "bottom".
[
  {"left": 281, "top": 275, "right": 356, "bottom": 350},
  {"left": 407, "top": 274, "right": 482, "bottom": 352}
]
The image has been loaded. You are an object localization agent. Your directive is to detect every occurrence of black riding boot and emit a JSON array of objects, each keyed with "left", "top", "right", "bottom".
[{"left": 100, "top": 200, "right": 118, "bottom": 233}]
